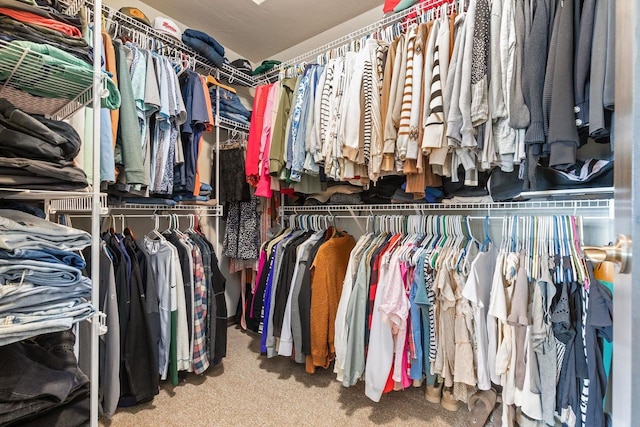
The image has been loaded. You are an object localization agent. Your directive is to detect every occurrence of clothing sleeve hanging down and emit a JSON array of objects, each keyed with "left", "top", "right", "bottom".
[
  {"left": 547, "top": 0, "right": 580, "bottom": 169},
  {"left": 246, "top": 84, "right": 272, "bottom": 186},
  {"left": 364, "top": 249, "right": 396, "bottom": 402},
  {"left": 113, "top": 39, "right": 146, "bottom": 186},
  {"left": 307, "top": 234, "right": 356, "bottom": 372}
]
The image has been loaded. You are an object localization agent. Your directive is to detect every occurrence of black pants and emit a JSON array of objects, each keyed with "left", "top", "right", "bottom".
[{"left": 0, "top": 330, "right": 91, "bottom": 426}]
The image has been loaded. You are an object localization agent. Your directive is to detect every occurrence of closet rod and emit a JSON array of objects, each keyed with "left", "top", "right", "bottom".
[
  {"left": 86, "top": 0, "right": 258, "bottom": 87},
  {"left": 280, "top": 199, "right": 614, "bottom": 213},
  {"left": 64, "top": 213, "right": 220, "bottom": 218},
  {"left": 260, "top": 0, "right": 456, "bottom": 78},
  {"left": 283, "top": 214, "right": 611, "bottom": 222}
]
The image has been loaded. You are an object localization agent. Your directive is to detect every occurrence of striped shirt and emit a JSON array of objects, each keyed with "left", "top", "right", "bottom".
[{"left": 396, "top": 25, "right": 418, "bottom": 161}]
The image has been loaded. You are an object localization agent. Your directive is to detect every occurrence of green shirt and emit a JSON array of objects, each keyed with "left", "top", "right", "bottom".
[
  {"left": 0, "top": 40, "right": 120, "bottom": 109},
  {"left": 269, "top": 78, "right": 297, "bottom": 176}
]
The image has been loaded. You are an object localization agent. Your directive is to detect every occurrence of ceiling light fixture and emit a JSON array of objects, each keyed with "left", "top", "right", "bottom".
[{"left": 252, "top": 0, "right": 266, "bottom": 4}]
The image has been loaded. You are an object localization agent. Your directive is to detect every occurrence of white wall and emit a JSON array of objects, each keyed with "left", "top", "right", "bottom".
[{"left": 266, "top": 6, "right": 383, "bottom": 63}]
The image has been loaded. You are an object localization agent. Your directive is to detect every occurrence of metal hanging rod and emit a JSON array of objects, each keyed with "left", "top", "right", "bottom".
[
  {"left": 109, "top": 204, "right": 222, "bottom": 214},
  {"left": 257, "top": 0, "right": 458, "bottom": 80},
  {"left": 86, "top": 0, "right": 259, "bottom": 87},
  {"left": 280, "top": 199, "right": 614, "bottom": 215},
  {"left": 66, "top": 211, "right": 220, "bottom": 219}
]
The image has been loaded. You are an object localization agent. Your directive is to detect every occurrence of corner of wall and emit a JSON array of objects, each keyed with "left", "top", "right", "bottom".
[{"left": 262, "top": 5, "right": 383, "bottom": 64}]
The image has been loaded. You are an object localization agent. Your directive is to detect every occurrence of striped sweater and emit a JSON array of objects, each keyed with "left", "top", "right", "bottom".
[{"left": 395, "top": 25, "right": 418, "bottom": 161}]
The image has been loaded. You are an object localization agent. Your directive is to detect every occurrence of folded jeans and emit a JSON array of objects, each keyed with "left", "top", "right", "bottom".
[{"left": 0, "top": 209, "right": 91, "bottom": 251}]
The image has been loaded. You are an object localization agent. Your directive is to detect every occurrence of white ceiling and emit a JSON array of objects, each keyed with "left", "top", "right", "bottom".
[{"left": 142, "top": 0, "right": 383, "bottom": 63}]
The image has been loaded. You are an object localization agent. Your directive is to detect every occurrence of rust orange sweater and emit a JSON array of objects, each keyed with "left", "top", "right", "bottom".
[{"left": 307, "top": 233, "right": 356, "bottom": 372}]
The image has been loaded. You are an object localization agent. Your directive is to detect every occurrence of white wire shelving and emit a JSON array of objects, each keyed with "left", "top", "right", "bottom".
[
  {"left": 217, "top": 116, "right": 250, "bottom": 132},
  {"left": 0, "top": 1, "right": 104, "bottom": 425},
  {"left": 254, "top": 0, "right": 454, "bottom": 82},
  {"left": 280, "top": 199, "right": 614, "bottom": 220},
  {"left": 88, "top": 0, "right": 258, "bottom": 88},
  {"left": 0, "top": 39, "right": 101, "bottom": 120},
  {"left": 109, "top": 203, "right": 222, "bottom": 216},
  {"left": 48, "top": 193, "right": 109, "bottom": 214}
]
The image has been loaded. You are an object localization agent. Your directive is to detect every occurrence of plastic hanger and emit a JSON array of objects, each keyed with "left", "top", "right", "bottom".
[
  {"left": 146, "top": 214, "right": 166, "bottom": 242},
  {"left": 480, "top": 215, "right": 492, "bottom": 251}
]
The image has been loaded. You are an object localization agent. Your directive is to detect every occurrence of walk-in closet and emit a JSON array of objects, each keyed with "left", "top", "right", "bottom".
[{"left": 0, "top": 0, "right": 636, "bottom": 425}]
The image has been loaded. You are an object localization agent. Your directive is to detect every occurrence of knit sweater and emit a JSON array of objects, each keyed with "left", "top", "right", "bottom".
[
  {"left": 405, "top": 23, "right": 429, "bottom": 161},
  {"left": 509, "top": 0, "right": 530, "bottom": 130},
  {"left": 470, "top": 0, "right": 490, "bottom": 127},
  {"left": 396, "top": 25, "right": 418, "bottom": 161},
  {"left": 547, "top": 0, "right": 580, "bottom": 169},
  {"left": 421, "top": 18, "right": 444, "bottom": 151},
  {"left": 382, "top": 35, "right": 406, "bottom": 172},
  {"left": 574, "top": 0, "right": 596, "bottom": 127},
  {"left": 308, "top": 233, "right": 356, "bottom": 371},
  {"left": 522, "top": 0, "right": 551, "bottom": 147}
]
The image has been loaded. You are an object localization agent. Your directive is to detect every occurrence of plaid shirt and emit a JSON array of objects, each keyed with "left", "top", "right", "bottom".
[{"left": 191, "top": 245, "right": 209, "bottom": 374}]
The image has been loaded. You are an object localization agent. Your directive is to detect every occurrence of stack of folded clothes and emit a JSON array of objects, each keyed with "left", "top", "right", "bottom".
[
  {"left": 182, "top": 28, "right": 225, "bottom": 67},
  {"left": 209, "top": 85, "right": 251, "bottom": 126},
  {"left": 0, "top": 99, "right": 89, "bottom": 190},
  {"left": 0, "top": 208, "right": 94, "bottom": 347},
  {"left": 0, "top": 329, "right": 91, "bottom": 426},
  {"left": 0, "top": 0, "right": 120, "bottom": 108},
  {"left": 0, "top": 0, "right": 92, "bottom": 63}
]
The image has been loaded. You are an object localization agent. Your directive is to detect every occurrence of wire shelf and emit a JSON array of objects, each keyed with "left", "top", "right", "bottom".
[
  {"left": 0, "top": 39, "right": 100, "bottom": 119},
  {"left": 49, "top": 194, "right": 109, "bottom": 214},
  {"left": 255, "top": 0, "right": 455, "bottom": 82},
  {"left": 90, "top": 0, "right": 258, "bottom": 88},
  {"left": 217, "top": 116, "right": 250, "bottom": 132},
  {"left": 109, "top": 203, "right": 222, "bottom": 215},
  {"left": 281, "top": 199, "right": 614, "bottom": 218},
  {"left": 61, "top": 0, "right": 86, "bottom": 16},
  {"left": 0, "top": 188, "right": 93, "bottom": 199}
]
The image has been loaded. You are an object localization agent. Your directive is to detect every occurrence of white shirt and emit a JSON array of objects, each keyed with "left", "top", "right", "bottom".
[{"left": 462, "top": 246, "right": 498, "bottom": 390}]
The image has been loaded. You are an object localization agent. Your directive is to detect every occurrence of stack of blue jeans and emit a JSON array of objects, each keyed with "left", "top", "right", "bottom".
[
  {"left": 209, "top": 86, "right": 252, "bottom": 126},
  {"left": 0, "top": 210, "right": 94, "bottom": 346}
]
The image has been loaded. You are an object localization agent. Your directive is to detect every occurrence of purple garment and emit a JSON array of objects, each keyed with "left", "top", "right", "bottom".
[{"left": 260, "top": 247, "right": 278, "bottom": 353}]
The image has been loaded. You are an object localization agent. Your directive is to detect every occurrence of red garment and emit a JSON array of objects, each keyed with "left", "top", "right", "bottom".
[
  {"left": 383, "top": 0, "right": 402, "bottom": 13},
  {"left": 245, "top": 84, "right": 271, "bottom": 186},
  {"left": 0, "top": 8, "right": 82, "bottom": 38}
]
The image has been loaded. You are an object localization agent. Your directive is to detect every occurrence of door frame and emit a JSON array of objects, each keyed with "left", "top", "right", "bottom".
[{"left": 612, "top": 0, "right": 639, "bottom": 423}]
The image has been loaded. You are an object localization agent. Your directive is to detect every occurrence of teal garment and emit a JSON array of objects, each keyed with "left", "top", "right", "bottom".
[
  {"left": 600, "top": 280, "right": 613, "bottom": 379},
  {"left": 0, "top": 40, "right": 120, "bottom": 109},
  {"left": 113, "top": 40, "right": 146, "bottom": 186}
]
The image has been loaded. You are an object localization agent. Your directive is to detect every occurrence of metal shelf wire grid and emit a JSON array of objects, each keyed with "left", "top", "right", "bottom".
[
  {"left": 49, "top": 194, "right": 109, "bottom": 214},
  {"left": 255, "top": 0, "right": 456, "bottom": 82},
  {"left": 281, "top": 199, "right": 614, "bottom": 218},
  {"left": 0, "top": 39, "right": 100, "bottom": 119},
  {"left": 90, "top": 0, "right": 257, "bottom": 87},
  {"left": 217, "top": 116, "right": 250, "bottom": 132},
  {"left": 109, "top": 204, "right": 222, "bottom": 216}
]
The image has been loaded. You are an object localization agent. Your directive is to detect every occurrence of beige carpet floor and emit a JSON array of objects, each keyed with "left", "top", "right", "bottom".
[{"left": 103, "top": 326, "right": 469, "bottom": 426}]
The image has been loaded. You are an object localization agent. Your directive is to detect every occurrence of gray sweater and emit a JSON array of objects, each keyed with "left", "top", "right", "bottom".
[
  {"left": 589, "top": 0, "right": 610, "bottom": 138},
  {"left": 522, "top": 0, "right": 551, "bottom": 149},
  {"left": 548, "top": 0, "right": 580, "bottom": 169},
  {"left": 574, "top": 0, "right": 596, "bottom": 127},
  {"left": 508, "top": 0, "right": 530, "bottom": 130}
]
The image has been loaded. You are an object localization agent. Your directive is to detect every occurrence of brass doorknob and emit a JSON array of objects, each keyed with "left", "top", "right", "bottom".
[{"left": 583, "top": 234, "right": 632, "bottom": 274}]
